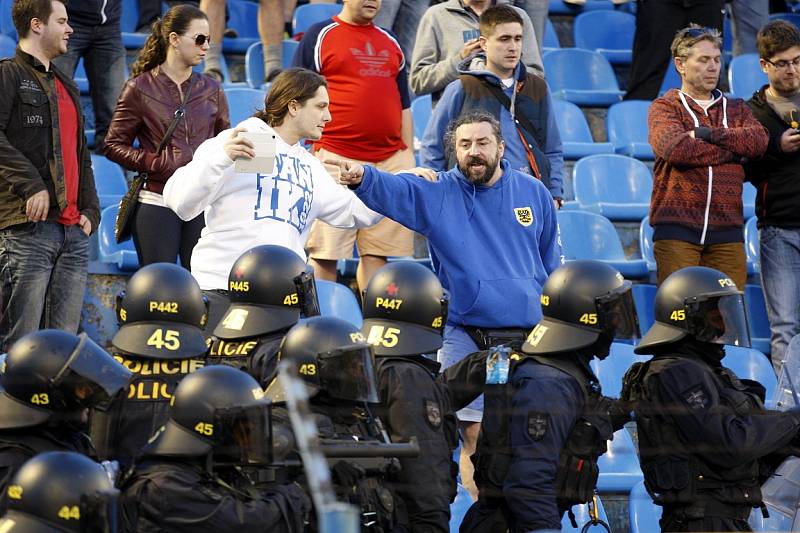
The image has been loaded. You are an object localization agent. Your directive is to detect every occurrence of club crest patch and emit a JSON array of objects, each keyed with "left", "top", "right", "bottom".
[
  {"left": 514, "top": 207, "right": 533, "bottom": 227},
  {"left": 682, "top": 384, "right": 710, "bottom": 411},
  {"left": 527, "top": 411, "right": 549, "bottom": 441},
  {"left": 424, "top": 399, "right": 442, "bottom": 428}
]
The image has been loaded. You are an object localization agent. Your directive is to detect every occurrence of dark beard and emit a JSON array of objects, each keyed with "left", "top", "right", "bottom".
[{"left": 459, "top": 155, "right": 499, "bottom": 185}]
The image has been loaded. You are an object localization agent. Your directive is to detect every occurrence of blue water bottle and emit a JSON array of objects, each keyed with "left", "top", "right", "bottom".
[{"left": 486, "top": 346, "right": 511, "bottom": 385}]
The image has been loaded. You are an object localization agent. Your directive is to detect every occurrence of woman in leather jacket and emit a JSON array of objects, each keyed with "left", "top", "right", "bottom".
[{"left": 103, "top": 4, "right": 230, "bottom": 268}]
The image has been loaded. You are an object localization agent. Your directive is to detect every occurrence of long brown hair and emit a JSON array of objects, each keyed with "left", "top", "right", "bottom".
[
  {"left": 255, "top": 68, "right": 327, "bottom": 127},
  {"left": 129, "top": 4, "right": 207, "bottom": 78}
]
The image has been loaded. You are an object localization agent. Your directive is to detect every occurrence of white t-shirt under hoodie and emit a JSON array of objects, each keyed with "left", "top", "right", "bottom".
[{"left": 163, "top": 117, "right": 382, "bottom": 290}]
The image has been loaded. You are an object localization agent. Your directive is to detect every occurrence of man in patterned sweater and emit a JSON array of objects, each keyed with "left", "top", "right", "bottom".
[{"left": 648, "top": 25, "right": 769, "bottom": 289}]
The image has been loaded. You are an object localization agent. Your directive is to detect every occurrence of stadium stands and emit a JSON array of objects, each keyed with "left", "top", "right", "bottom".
[
  {"left": 606, "top": 100, "right": 654, "bottom": 160},
  {"left": 573, "top": 10, "right": 635, "bottom": 65},
  {"left": 745, "top": 284, "right": 772, "bottom": 355},
  {"left": 411, "top": 94, "right": 432, "bottom": 148},
  {"left": 0, "top": 33, "right": 14, "bottom": 57},
  {"left": 98, "top": 205, "right": 140, "bottom": 272},
  {"left": 728, "top": 53, "right": 768, "bottom": 100},
  {"left": 316, "top": 279, "right": 363, "bottom": 327},
  {"left": 549, "top": 0, "right": 615, "bottom": 15},
  {"left": 560, "top": 494, "right": 612, "bottom": 532},
  {"left": 743, "top": 181, "right": 757, "bottom": 220},
  {"left": 629, "top": 481, "right": 662, "bottom": 533},
  {"left": 552, "top": 100, "right": 615, "bottom": 159},
  {"left": 226, "top": 87, "right": 267, "bottom": 126},
  {"left": 292, "top": 3, "right": 341, "bottom": 35},
  {"left": 745, "top": 216, "right": 760, "bottom": 276},
  {"left": 91, "top": 154, "right": 128, "bottom": 210},
  {"left": 723, "top": 345, "right": 777, "bottom": 400},
  {"left": 544, "top": 49, "right": 625, "bottom": 106},
  {"left": 245, "top": 40, "right": 299, "bottom": 89},
  {"left": 569, "top": 154, "right": 652, "bottom": 221},
  {"left": 543, "top": 17, "right": 560, "bottom": 52},
  {"left": 223, "top": 0, "right": 260, "bottom": 53}
]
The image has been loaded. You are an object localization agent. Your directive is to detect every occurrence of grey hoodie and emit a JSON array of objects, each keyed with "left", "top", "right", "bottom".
[{"left": 410, "top": 0, "right": 544, "bottom": 104}]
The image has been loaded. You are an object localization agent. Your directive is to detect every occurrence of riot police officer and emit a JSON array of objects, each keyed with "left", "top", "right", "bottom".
[
  {"left": 265, "top": 316, "right": 408, "bottom": 533},
  {"left": 448, "top": 260, "right": 639, "bottom": 532},
  {"left": 207, "top": 245, "right": 319, "bottom": 386},
  {"left": 0, "top": 451, "right": 120, "bottom": 532},
  {"left": 120, "top": 365, "right": 309, "bottom": 532},
  {"left": 361, "top": 261, "right": 456, "bottom": 533},
  {"left": 91, "top": 263, "right": 209, "bottom": 469},
  {"left": 622, "top": 267, "right": 800, "bottom": 532}
]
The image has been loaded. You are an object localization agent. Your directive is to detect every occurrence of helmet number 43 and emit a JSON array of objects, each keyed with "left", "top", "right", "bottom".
[{"left": 146, "top": 329, "right": 181, "bottom": 351}]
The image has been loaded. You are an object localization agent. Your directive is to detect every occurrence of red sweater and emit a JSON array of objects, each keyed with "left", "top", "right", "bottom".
[{"left": 648, "top": 89, "right": 768, "bottom": 244}]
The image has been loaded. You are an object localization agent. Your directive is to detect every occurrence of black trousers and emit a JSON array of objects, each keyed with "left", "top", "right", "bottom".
[
  {"left": 625, "top": 0, "right": 725, "bottom": 101},
  {"left": 132, "top": 203, "right": 204, "bottom": 270}
]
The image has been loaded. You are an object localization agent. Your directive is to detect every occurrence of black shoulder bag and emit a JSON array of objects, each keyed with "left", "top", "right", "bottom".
[{"left": 114, "top": 75, "right": 195, "bottom": 243}]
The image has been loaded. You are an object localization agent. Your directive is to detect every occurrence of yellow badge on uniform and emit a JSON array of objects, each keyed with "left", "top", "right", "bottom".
[{"left": 514, "top": 207, "right": 533, "bottom": 227}]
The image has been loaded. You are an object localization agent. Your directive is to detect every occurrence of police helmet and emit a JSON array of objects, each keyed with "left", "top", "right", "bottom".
[
  {"left": 143, "top": 365, "right": 272, "bottom": 464},
  {"left": 634, "top": 266, "right": 750, "bottom": 354},
  {"left": 266, "top": 317, "right": 379, "bottom": 404},
  {"left": 362, "top": 261, "right": 448, "bottom": 356},
  {"left": 0, "top": 451, "right": 119, "bottom": 533},
  {"left": 214, "top": 245, "right": 319, "bottom": 340},
  {"left": 522, "top": 260, "right": 640, "bottom": 354},
  {"left": 0, "top": 331, "right": 132, "bottom": 430},
  {"left": 113, "top": 263, "right": 209, "bottom": 359}
]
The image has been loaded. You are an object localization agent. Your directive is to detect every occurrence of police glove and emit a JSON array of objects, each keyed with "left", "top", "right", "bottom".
[{"left": 332, "top": 461, "right": 366, "bottom": 488}]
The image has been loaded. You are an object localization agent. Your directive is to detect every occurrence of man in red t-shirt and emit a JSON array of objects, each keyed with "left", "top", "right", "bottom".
[
  {"left": 293, "top": 0, "right": 415, "bottom": 292},
  {"left": 0, "top": 0, "right": 100, "bottom": 351}
]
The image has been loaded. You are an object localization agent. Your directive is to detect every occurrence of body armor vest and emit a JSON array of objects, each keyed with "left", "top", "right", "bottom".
[{"left": 206, "top": 334, "right": 283, "bottom": 387}]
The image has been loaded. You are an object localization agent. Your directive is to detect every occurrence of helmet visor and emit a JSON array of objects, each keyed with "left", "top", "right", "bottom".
[
  {"left": 213, "top": 403, "right": 273, "bottom": 465},
  {"left": 688, "top": 293, "right": 751, "bottom": 347},
  {"left": 79, "top": 489, "right": 120, "bottom": 533},
  {"left": 318, "top": 345, "right": 380, "bottom": 403},
  {"left": 596, "top": 285, "right": 640, "bottom": 340},
  {"left": 294, "top": 267, "right": 321, "bottom": 318},
  {"left": 52, "top": 334, "right": 133, "bottom": 411}
]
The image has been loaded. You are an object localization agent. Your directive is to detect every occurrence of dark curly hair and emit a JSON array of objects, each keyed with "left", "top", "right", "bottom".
[{"left": 757, "top": 20, "right": 800, "bottom": 61}]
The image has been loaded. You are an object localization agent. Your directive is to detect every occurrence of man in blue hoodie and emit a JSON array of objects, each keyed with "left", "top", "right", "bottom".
[
  {"left": 330, "top": 110, "right": 562, "bottom": 499},
  {"left": 420, "top": 4, "right": 564, "bottom": 207}
]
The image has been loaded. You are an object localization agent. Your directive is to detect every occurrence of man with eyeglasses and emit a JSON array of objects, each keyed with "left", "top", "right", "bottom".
[
  {"left": 647, "top": 25, "right": 768, "bottom": 291},
  {"left": 745, "top": 20, "right": 800, "bottom": 375}
]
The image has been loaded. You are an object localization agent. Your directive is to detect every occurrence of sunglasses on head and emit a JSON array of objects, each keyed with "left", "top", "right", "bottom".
[
  {"left": 681, "top": 27, "right": 714, "bottom": 39},
  {"left": 187, "top": 33, "right": 211, "bottom": 46}
]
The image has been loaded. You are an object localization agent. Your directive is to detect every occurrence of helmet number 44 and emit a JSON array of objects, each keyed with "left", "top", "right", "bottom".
[{"left": 147, "top": 329, "right": 181, "bottom": 351}]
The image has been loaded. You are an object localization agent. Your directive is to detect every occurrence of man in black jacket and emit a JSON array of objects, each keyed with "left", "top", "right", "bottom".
[
  {"left": 0, "top": 0, "right": 100, "bottom": 352},
  {"left": 746, "top": 19, "right": 800, "bottom": 373}
]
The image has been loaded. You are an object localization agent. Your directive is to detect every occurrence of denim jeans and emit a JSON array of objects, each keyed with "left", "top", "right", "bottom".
[
  {"left": 0, "top": 222, "right": 89, "bottom": 351},
  {"left": 373, "top": 0, "right": 430, "bottom": 64},
  {"left": 759, "top": 225, "right": 800, "bottom": 374},
  {"left": 52, "top": 21, "right": 126, "bottom": 150},
  {"left": 438, "top": 325, "right": 483, "bottom": 422}
]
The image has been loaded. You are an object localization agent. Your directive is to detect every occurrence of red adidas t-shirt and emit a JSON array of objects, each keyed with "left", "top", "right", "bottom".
[
  {"left": 55, "top": 77, "right": 80, "bottom": 226},
  {"left": 298, "top": 16, "right": 410, "bottom": 162}
]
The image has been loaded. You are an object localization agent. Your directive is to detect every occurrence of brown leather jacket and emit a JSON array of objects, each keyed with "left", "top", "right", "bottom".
[{"left": 103, "top": 69, "right": 230, "bottom": 194}]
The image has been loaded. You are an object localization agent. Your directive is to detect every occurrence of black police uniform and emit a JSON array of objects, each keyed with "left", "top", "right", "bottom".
[
  {"left": 362, "top": 261, "right": 458, "bottom": 533},
  {"left": 91, "top": 264, "right": 209, "bottom": 468},
  {"left": 623, "top": 266, "right": 800, "bottom": 532},
  {"left": 121, "top": 365, "right": 309, "bottom": 533}
]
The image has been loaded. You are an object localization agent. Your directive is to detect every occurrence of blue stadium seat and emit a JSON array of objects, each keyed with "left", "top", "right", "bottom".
[
  {"left": 223, "top": 0, "right": 259, "bottom": 53},
  {"left": 245, "top": 40, "right": 298, "bottom": 89},
  {"left": 0, "top": 0, "right": 16, "bottom": 40},
  {"left": 316, "top": 280, "right": 363, "bottom": 328},
  {"left": 292, "top": 3, "right": 341, "bottom": 35},
  {"left": 411, "top": 94, "right": 432, "bottom": 148},
  {"left": 659, "top": 64, "right": 681, "bottom": 96},
  {"left": 607, "top": 100, "right": 655, "bottom": 160},
  {"left": 449, "top": 484, "right": 472, "bottom": 533},
  {"left": 728, "top": 54, "right": 768, "bottom": 100},
  {"left": 91, "top": 154, "right": 128, "bottom": 210},
  {"left": 544, "top": 49, "right": 624, "bottom": 106},
  {"left": 629, "top": 481, "right": 662, "bottom": 533},
  {"left": 573, "top": 10, "right": 635, "bottom": 65},
  {"left": 226, "top": 87, "right": 266, "bottom": 126},
  {"left": 552, "top": 100, "right": 614, "bottom": 159},
  {"left": 745, "top": 284, "right": 772, "bottom": 355},
  {"left": 543, "top": 17, "right": 560, "bottom": 52},
  {"left": 743, "top": 181, "right": 757, "bottom": 220},
  {"left": 745, "top": 217, "right": 760, "bottom": 276},
  {"left": 98, "top": 205, "right": 140, "bottom": 271},
  {"left": 120, "top": 0, "right": 166, "bottom": 49},
  {"left": 639, "top": 216, "right": 656, "bottom": 274},
  {"left": 597, "top": 429, "right": 644, "bottom": 492},
  {"left": 561, "top": 495, "right": 612, "bottom": 532},
  {"left": 570, "top": 154, "right": 652, "bottom": 221},
  {"left": 557, "top": 210, "right": 649, "bottom": 278},
  {"left": 723, "top": 345, "right": 777, "bottom": 400},
  {"left": 549, "top": 0, "right": 614, "bottom": 15},
  {"left": 631, "top": 283, "right": 656, "bottom": 333},
  {"left": 0, "top": 33, "right": 15, "bottom": 57},
  {"left": 769, "top": 12, "right": 800, "bottom": 29},
  {"left": 591, "top": 342, "right": 651, "bottom": 397},
  {"left": 74, "top": 58, "right": 90, "bottom": 94}
]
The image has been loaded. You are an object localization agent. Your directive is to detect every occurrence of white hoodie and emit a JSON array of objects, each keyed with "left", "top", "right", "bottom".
[{"left": 163, "top": 117, "right": 382, "bottom": 290}]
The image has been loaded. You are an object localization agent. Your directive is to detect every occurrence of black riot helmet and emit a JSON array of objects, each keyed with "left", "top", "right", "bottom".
[
  {"left": 113, "top": 263, "right": 209, "bottom": 359},
  {"left": 143, "top": 365, "right": 273, "bottom": 465},
  {"left": 361, "top": 261, "right": 449, "bottom": 356},
  {"left": 0, "top": 451, "right": 119, "bottom": 533},
  {"left": 0, "top": 331, "right": 132, "bottom": 430},
  {"left": 266, "top": 317, "right": 379, "bottom": 404},
  {"left": 522, "top": 260, "right": 640, "bottom": 355},
  {"left": 214, "top": 245, "right": 320, "bottom": 340},
  {"left": 635, "top": 266, "right": 750, "bottom": 354}
]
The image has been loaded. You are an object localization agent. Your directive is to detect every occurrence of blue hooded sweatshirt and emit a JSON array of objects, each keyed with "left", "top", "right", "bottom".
[
  {"left": 354, "top": 160, "right": 562, "bottom": 329},
  {"left": 419, "top": 55, "right": 564, "bottom": 200}
]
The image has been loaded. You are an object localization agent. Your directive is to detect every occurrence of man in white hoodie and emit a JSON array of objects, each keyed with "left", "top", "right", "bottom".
[{"left": 163, "top": 68, "right": 382, "bottom": 329}]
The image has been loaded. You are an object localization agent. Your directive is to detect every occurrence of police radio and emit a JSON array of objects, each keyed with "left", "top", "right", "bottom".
[{"left": 295, "top": 268, "right": 321, "bottom": 318}]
